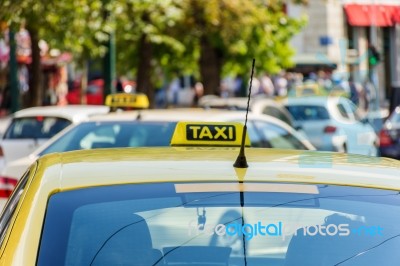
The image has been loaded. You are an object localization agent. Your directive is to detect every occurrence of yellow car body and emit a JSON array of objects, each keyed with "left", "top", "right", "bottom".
[{"left": 0, "top": 146, "right": 399, "bottom": 265}]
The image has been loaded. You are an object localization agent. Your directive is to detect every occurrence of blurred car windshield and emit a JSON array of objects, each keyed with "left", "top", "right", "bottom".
[
  {"left": 285, "top": 105, "right": 330, "bottom": 121},
  {"left": 37, "top": 182, "right": 400, "bottom": 266},
  {"left": 3, "top": 117, "right": 71, "bottom": 139},
  {"left": 38, "top": 118, "right": 312, "bottom": 156},
  {"left": 251, "top": 120, "right": 307, "bottom": 150},
  {"left": 38, "top": 121, "right": 177, "bottom": 156}
]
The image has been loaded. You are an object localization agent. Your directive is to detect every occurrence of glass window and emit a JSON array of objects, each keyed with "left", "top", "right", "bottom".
[
  {"left": 37, "top": 182, "right": 400, "bottom": 266},
  {"left": 262, "top": 106, "right": 292, "bottom": 126},
  {"left": 79, "top": 124, "right": 120, "bottom": 149},
  {"left": 337, "top": 104, "right": 350, "bottom": 119},
  {"left": 228, "top": 120, "right": 265, "bottom": 148},
  {"left": 3, "top": 117, "right": 71, "bottom": 139},
  {"left": 39, "top": 121, "right": 177, "bottom": 156},
  {"left": 246, "top": 122, "right": 264, "bottom": 148},
  {"left": 0, "top": 169, "right": 31, "bottom": 245},
  {"left": 253, "top": 120, "right": 307, "bottom": 150},
  {"left": 285, "top": 105, "right": 330, "bottom": 121}
]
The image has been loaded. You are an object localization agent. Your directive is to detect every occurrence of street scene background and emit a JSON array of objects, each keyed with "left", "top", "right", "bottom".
[{"left": 0, "top": 0, "right": 399, "bottom": 160}]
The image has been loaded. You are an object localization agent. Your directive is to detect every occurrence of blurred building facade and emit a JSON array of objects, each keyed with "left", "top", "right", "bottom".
[{"left": 288, "top": 0, "right": 400, "bottom": 110}]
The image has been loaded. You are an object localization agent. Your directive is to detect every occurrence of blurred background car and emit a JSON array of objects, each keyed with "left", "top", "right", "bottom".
[
  {"left": 198, "top": 96, "right": 295, "bottom": 128},
  {"left": 283, "top": 96, "right": 378, "bottom": 156},
  {"left": 287, "top": 82, "right": 327, "bottom": 97},
  {"left": 328, "top": 84, "right": 350, "bottom": 98},
  {"left": 66, "top": 79, "right": 136, "bottom": 105},
  {"left": 379, "top": 105, "right": 400, "bottom": 159},
  {"left": 0, "top": 108, "right": 315, "bottom": 204},
  {"left": 0, "top": 105, "right": 109, "bottom": 171},
  {"left": 366, "top": 108, "right": 389, "bottom": 133},
  {"left": 0, "top": 117, "right": 11, "bottom": 139}
]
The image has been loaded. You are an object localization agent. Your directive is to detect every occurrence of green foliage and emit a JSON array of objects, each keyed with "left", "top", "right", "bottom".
[
  {"left": 113, "top": 0, "right": 188, "bottom": 78},
  {"left": 176, "top": 0, "right": 307, "bottom": 77},
  {"left": 0, "top": 0, "right": 307, "bottom": 86},
  {"left": 0, "top": 0, "right": 111, "bottom": 64}
]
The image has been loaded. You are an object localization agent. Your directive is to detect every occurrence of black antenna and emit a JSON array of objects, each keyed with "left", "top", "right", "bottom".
[
  {"left": 233, "top": 59, "right": 254, "bottom": 266},
  {"left": 233, "top": 58, "right": 255, "bottom": 168},
  {"left": 136, "top": 111, "right": 142, "bottom": 120}
]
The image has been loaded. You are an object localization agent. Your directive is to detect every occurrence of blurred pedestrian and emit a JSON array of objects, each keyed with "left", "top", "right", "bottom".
[
  {"left": 363, "top": 79, "right": 377, "bottom": 112},
  {"left": 116, "top": 77, "right": 124, "bottom": 92},
  {"left": 167, "top": 75, "right": 181, "bottom": 107},
  {"left": 260, "top": 74, "right": 275, "bottom": 97},
  {"left": 249, "top": 76, "right": 261, "bottom": 96},
  {"left": 317, "top": 70, "right": 333, "bottom": 91},
  {"left": 193, "top": 82, "right": 204, "bottom": 106},
  {"left": 274, "top": 72, "right": 288, "bottom": 97},
  {"left": 348, "top": 76, "right": 359, "bottom": 106},
  {"left": 220, "top": 76, "right": 234, "bottom": 98},
  {"left": 233, "top": 75, "right": 243, "bottom": 97}
]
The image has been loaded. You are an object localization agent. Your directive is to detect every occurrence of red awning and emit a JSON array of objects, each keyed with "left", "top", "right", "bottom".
[
  {"left": 393, "top": 6, "right": 400, "bottom": 23},
  {"left": 344, "top": 4, "right": 400, "bottom": 27}
]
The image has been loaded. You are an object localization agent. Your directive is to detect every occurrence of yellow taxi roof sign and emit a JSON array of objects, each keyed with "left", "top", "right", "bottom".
[
  {"left": 105, "top": 93, "right": 149, "bottom": 109},
  {"left": 171, "top": 121, "right": 251, "bottom": 147}
]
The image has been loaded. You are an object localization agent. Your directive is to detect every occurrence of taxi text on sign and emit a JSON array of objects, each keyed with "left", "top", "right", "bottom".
[
  {"left": 170, "top": 122, "right": 250, "bottom": 147},
  {"left": 186, "top": 124, "right": 235, "bottom": 141}
]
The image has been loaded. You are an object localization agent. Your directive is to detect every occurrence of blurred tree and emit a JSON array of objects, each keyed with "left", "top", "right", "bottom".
[
  {"left": 115, "top": 0, "right": 307, "bottom": 101},
  {"left": 0, "top": 0, "right": 109, "bottom": 107},
  {"left": 1, "top": 0, "right": 307, "bottom": 106},
  {"left": 113, "top": 0, "right": 185, "bottom": 107},
  {"left": 178, "top": 0, "right": 307, "bottom": 95}
]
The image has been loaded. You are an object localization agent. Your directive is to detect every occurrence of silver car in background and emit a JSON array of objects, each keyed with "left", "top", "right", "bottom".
[
  {"left": 283, "top": 96, "right": 378, "bottom": 156},
  {"left": 198, "top": 95, "right": 295, "bottom": 128}
]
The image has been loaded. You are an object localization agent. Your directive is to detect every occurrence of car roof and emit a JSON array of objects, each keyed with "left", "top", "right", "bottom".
[
  {"left": 88, "top": 108, "right": 272, "bottom": 122},
  {"left": 13, "top": 105, "right": 110, "bottom": 122},
  {"left": 198, "top": 96, "right": 279, "bottom": 110},
  {"left": 84, "top": 108, "right": 299, "bottom": 134},
  {"left": 283, "top": 96, "right": 344, "bottom": 106},
  {"left": 35, "top": 148, "right": 400, "bottom": 192}
]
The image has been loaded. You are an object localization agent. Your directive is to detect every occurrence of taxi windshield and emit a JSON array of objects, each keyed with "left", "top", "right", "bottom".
[
  {"left": 4, "top": 117, "right": 71, "bottom": 139},
  {"left": 285, "top": 105, "right": 330, "bottom": 121},
  {"left": 38, "top": 121, "right": 177, "bottom": 156},
  {"left": 38, "top": 182, "right": 400, "bottom": 266}
]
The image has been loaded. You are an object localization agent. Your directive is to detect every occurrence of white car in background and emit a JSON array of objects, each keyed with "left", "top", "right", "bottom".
[
  {"left": 198, "top": 95, "right": 295, "bottom": 128},
  {"left": 0, "top": 105, "right": 109, "bottom": 175},
  {"left": 0, "top": 117, "right": 11, "bottom": 138},
  {"left": 0, "top": 108, "right": 315, "bottom": 207},
  {"left": 283, "top": 96, "right": 378, "bottom": 156}
]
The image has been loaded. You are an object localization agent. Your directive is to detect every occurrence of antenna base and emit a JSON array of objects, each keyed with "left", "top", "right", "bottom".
[{"left": 233, "top": 155, "right": 248, "bottom": 168}]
